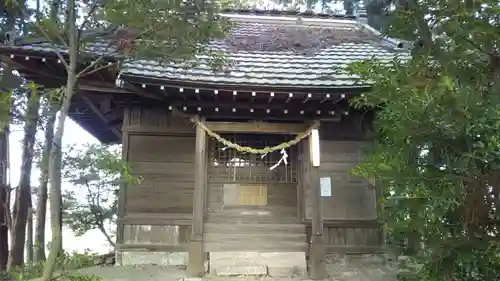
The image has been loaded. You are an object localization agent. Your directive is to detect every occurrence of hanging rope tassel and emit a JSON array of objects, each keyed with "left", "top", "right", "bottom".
[{"left": 270, "top": 148, "right": 288, "bottom": 170}]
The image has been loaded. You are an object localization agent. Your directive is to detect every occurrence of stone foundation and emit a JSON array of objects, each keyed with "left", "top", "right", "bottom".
[
  {"left": 117, "top": 251, "right": 188, "bottom": 267},
  {"left": 209, "top": 252, "right": 307, "bottom": 277}
]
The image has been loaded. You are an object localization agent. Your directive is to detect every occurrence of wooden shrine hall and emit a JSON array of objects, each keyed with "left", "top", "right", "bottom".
[{"left": 0, "top": 9, "right": 408, "bottom": 279}]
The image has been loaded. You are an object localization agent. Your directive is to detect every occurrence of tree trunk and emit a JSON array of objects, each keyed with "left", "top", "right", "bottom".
[
  {"left": 26, "top": 199, "right": 33, "bottom": 263},
  {"left": 43, "top": 0, "right": 77, "bottom": 275},
  {"left": 34, "top": 102, "right": 57, "bottom": 262},
  {"left": 0, "top": 12, "right": 16, "bottom": 272},
  {"left": 97, "top": 223, "right": 116, "bottom": 248},
  {"left": 8, "top": 92, "right": 40, "bottom": 269},
  {"left": 0, "top": 129, "right": 9, "bottom": 271},
  {"left": 43, "top": 75, "right": 76, "bottom": 281}
]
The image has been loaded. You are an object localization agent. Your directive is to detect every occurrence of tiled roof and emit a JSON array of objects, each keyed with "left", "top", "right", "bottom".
[
  {"left": 121, "top": 14, "right": 409, "bottom": 88},
  {"left": 1, "top": 11, "right": 410, "bottom": 89}
]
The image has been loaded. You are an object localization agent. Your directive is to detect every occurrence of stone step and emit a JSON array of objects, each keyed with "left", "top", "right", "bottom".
[
  {"left": 203, "top": 233, "right": 307, "bottom": 243},
  {"left": 204, "top": 241, "right": 308, "bottom": 252},
  {"left": 204, "top": 222, "right": 306, "bottom": 234},
  {"left": 209, "top": 252, "right": 307, "bottom": 277}
]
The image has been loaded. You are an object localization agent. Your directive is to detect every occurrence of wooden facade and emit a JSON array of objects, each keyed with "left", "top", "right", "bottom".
[
  {"left": 115, "top": 107, "right": 382, "bottom": 277},
  {"left": 0, "top": 9, "right": 408, "bottom": 279}
]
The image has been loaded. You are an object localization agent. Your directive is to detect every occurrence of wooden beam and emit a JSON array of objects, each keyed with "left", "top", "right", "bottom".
[
  {"left": 205, "top": 121, "right": 310, "bottom": 134},
  {"left": 204, "top": 113, "right": 340, "bottom": 122},
  {"left": 78, "top": 81, "right": 131, "bottom": 93},
  {"left": 122, "top": 76, "right": 368, "bottom": 95},
  {"left": 118, "top": 213, "right": 192, "bottom": 226},
  {"left": 170, "top": 99, "right": 343, "bottom": 111},
  {"left": 187, "top": 117, "right": 208, "bottom": 277},
  {"left": 124, "top": 83, "right": 166, "bottom": 101},
  {"left": 115, "top": 244, "right": 188, "bottom": 252},
  {"left": 302, "top": 219, "right": 383, "bottom": 228},
  {"left": 115, "top": 107, "right": 130, "bottom": 266}
]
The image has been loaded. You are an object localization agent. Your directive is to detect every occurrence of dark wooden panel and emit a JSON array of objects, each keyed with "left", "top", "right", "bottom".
[
  {"left": 125, "top": 165, "right": 195, "bottom": 214},
  {"left": 125, "top": 107, "right": 195, "bottom": 135},
  {"left": 127, "top": 178, "right": 193, "bottom": 198},
  {"left": 126, "top": 202, "right": 193, "bottom": 214},
  {"left": 320, "top": 141, "right": 365, "bottom": 163},
  {"left": 128, "top": 135, "right": 195, "bottom": 162},
  {"left": 320, "top": 112, "right": 373, "bottom": 140},
  {"left": 129, "top": 162, "right": 195, "bottom": 178},
  {"left": 125, "top": 183, "right": 193, "bottom": 214},
  {"left": 305, "top": 220, "right": 383, "bottom": 254},
  {"left": 303, "top": 140, "right": 376, "bottom": 220}
]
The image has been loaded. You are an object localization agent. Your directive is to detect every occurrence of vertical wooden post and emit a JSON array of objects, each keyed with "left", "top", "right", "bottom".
[
  {"left": 308, "top": 129, "right": 327, "bottom": 280},
  {"left": 115, "top": 107, "right": 131, "bottom": 265},
  {"left": 188, "top": 117, "right": 207, "bottom": 277}
]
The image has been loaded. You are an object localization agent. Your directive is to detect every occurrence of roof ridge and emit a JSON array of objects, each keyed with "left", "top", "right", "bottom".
[
  {"left": 221, "top": 11, "right": 408, "bottom": 51},
  {"left": 220, "top": 8, "right": 356, "bottom": 20},
  {"left": 356, "top": 23, "right": 410, "bottom": 50}
]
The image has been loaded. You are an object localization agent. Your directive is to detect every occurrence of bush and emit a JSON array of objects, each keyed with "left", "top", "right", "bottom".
[{"left": 8, "top": 250, "right": 102, "bottom": 281}]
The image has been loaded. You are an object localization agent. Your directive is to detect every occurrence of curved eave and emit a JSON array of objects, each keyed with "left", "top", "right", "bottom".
[{"left": 120, "top": 73, "right": 372, "bottom": 94}]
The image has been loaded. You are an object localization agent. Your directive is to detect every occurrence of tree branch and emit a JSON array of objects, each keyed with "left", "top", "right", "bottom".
[
  {"left": 407, "top": 0, "right": 435, "bottom": 55},
  {"left": 78, "top": 1, "right": 100, "bottom": 36},
  {"left": 76, "top": 22, "right": 162, "bottom": 78},
  {"left": 460, "top": 35, "right": 500, "bottom": 59},
  {"left": 8, "top": 1, "right": 70, "bottom": 70},
  {"left": 77, "top": 61, "right": 117, "bottom": 79}
]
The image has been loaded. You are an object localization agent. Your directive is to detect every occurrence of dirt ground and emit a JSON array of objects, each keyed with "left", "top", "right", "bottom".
[{"left": 73, "top": 254, "right": 400, "bottom": 281}]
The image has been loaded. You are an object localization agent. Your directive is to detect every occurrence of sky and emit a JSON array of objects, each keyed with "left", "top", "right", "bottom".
[{"left": 9, "top": 119, "right": 113, "bottom": 255}]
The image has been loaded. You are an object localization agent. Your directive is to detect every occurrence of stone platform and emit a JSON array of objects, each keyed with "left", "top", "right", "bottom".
[{"left": 209, "top": 252, "right": 307, "bottom": 277}]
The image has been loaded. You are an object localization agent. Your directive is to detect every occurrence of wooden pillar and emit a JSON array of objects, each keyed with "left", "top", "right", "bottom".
[
  {"left": 187, "top": 117, "right": 207, "bottom": 277},
  {"left": 308, "top": 128, "right": 327, "bottom": 280},
  {"left": 115, "top": 107, "right": 131, "bottom": 265}
]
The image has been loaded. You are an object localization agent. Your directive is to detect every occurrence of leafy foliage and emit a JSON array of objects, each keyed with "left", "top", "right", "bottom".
[
  {"left": 344, "top": 0, "right": 500, "bottom": 280},
  {"left": 7, "top": 250, "right": 101, "bottom": 281},
  {"left": 62, "top": 144, "right": 139, "bottom": 247}
]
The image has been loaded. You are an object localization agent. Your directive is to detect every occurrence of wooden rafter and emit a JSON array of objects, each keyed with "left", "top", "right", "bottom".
[
  {"left": 0, "top": 55, "right": 60, "bottom": 79},
  {"left": 80, "top": 95, "right": 121, "bottom": 139}
]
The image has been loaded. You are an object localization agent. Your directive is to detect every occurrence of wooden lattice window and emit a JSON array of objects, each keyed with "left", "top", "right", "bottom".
[{"left": 209, "top": 134, "right": 298, "bottom": 183}]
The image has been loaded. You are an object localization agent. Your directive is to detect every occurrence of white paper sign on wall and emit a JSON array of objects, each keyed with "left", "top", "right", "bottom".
[{"left": 320, "top": 177, "right": 332, "bottom": 197}]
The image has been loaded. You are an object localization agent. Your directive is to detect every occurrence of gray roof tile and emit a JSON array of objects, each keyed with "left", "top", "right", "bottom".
[
  {"left": 120, "top": 16, "right": 409, "bottom": 87},
  {"left": 1, "top": 13, "right": 409, "bottom": 88}
]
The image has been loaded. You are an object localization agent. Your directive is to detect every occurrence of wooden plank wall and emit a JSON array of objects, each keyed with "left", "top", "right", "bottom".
[
  {"left": 302, "top": 140, "right": 383, "bottom": 253},
  {"left": 117, "top": 107, "right": 196, "bottom": 253}
]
